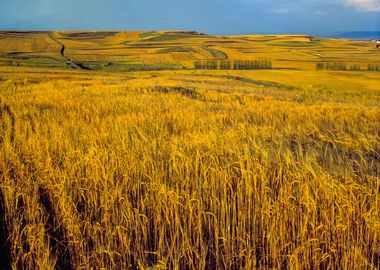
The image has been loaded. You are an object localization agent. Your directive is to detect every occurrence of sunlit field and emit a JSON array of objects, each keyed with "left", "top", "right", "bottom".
[{"left": 0, "top": 31, "right": 379, "bottom": 269}]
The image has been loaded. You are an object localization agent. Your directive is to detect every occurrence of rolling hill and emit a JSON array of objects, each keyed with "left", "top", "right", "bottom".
[{"left": 1, "top": 30, "right": 379, "bottom": 71}]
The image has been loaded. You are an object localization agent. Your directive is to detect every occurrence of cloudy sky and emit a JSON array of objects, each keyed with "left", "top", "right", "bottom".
[{"left": 0, "top": 0, "right": 379, "bottom": 34}]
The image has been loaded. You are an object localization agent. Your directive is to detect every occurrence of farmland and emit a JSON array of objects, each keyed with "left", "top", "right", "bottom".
[
  {"left": 0, "top": 31, "right": 379, "bottom": 269},
  {"left": 1, "top": 30, "right": 379, "bottom": 71}
]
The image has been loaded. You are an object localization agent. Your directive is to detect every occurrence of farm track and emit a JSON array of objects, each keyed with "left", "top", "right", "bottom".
[
  {"left": 1, "top": 31, "right": 377, "bottom": 71},
  {"left": 0, "top": 102, "right": 76, "bottom": 269},
  {"left": 38, "top": 186, "right": 75, "bottom": 270},
  {"left": 48, "top": 33, "right": 84, "bottom": 70}
]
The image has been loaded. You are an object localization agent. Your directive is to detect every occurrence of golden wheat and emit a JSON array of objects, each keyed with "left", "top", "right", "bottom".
[{"left": 0, "top": 69, "right": 378, "bottom": 270}]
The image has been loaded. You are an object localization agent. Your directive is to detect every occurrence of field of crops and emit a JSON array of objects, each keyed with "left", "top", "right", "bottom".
[
  {"left": 0, "top": 31, "right": 379, "bottom": 269},
  {"left": 1, "top": 30, "right": 379, "bottom": 70}
]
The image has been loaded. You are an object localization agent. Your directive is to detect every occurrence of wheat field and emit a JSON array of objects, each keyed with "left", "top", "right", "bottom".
[{"left": 0, "top": 31, "right": 379, "bottom": 269}]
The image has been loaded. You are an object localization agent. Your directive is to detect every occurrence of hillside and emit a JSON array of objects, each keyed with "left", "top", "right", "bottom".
[{"left": 1, "top": 30, "right": 379, "bottom": 71}]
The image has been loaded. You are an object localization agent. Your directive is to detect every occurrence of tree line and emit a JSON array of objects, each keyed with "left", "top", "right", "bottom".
[
  {"left": 316, "top": 62, "right": 380, "bottom": 72},
  {"left": 368, "top": 64, "right": 380, "bottom": 71},
  {"left": 194, "top": 60, "right": 272, "bottom": 70}
]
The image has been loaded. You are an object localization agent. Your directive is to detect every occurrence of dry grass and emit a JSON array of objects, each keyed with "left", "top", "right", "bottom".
[{"left": 0, "top": 66, "right": 379, "bottom": 269}]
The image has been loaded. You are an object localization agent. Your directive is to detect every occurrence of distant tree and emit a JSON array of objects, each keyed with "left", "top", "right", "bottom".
[
  {"left": 316, "top": 63, "right": 324, "bottom": 70},
  {"left": 233, "top": 60, "right": 239, "bottom": 70},
  {"left": 245, "top": 61, "right": 252, "bottom": 70},
  {"left": 350, "top": 64, "right": 360, "bottom": 71},
  {"left": 264, "top": 60, "right": 272, "bottom": 69},
  {"left": 210, "top": 60, "right": 217, "bottom": 70},
  {"left": 368, "top": 64, "right": 380, "bottom": 72},
  {"left": 324, "top": 62, "right": 347, "bottom": 71},
  {"left": 220, "top": 60, "right": 231, "bottom": 70},
  {"left": 218, "top": 59, "right": 273, "bottom": 70},
  {"left": 200, "top": 60, "right": 217, "bottom": 70}
]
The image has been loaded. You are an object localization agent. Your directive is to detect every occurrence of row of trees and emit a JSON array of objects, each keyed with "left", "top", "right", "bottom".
[
  {"left": 316, "top": 62, "right": 348, "bottom": 71},
  {"left": 368, "top": 64, "right": 380, "bottom": 71},
  {"left": 194, "top": 60, "right": 273, "bottom": 70},
  {"left": 316, "top": 62, "right": 380, "bottom": 72}
]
